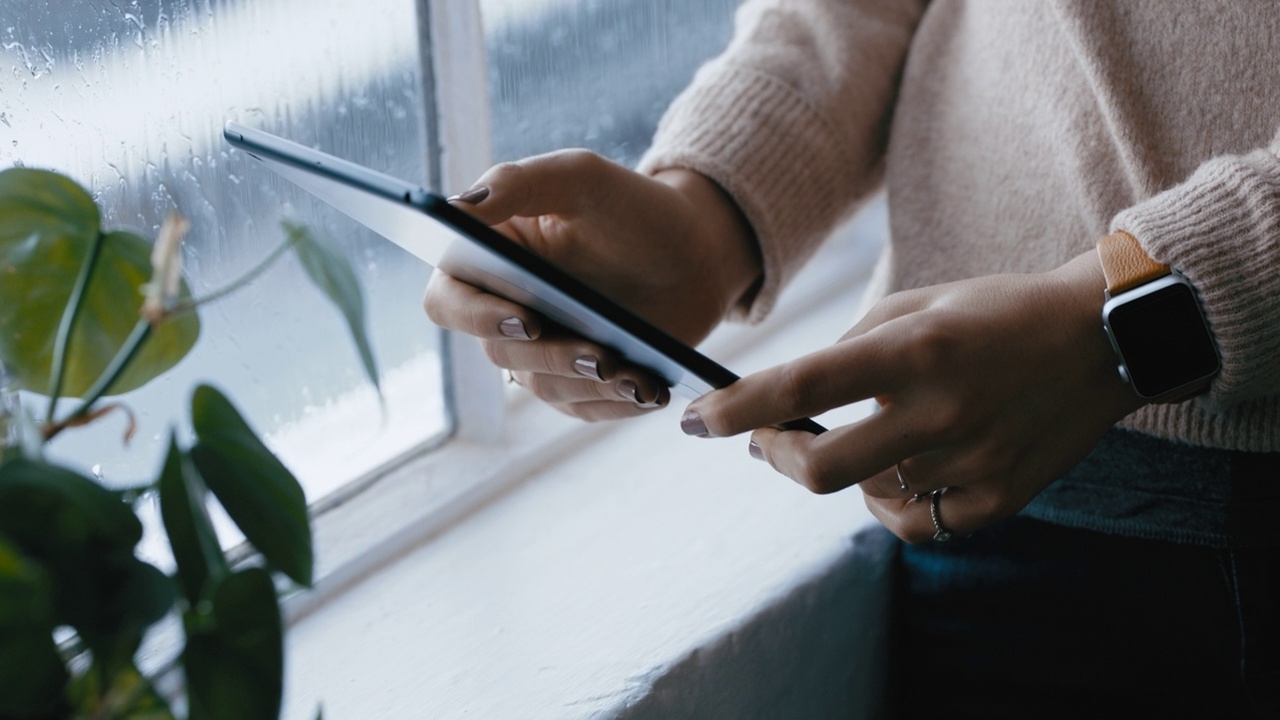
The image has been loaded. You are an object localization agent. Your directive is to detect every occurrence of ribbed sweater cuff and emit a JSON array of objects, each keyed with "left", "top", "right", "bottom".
[
  {"left": 638, "top": 64, "right": 863, "bottom": 323},
  {"left": 1111, "top": 143, "right": 1280, "bottom": 412}
]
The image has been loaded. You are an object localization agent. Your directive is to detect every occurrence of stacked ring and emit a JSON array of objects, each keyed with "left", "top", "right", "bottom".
[{"left": 929, "top": 488, "right": 953, "bottom": 542}]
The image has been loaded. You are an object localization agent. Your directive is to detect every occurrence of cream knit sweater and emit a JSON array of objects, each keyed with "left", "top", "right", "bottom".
[{"left": 640, "top": 0, "right": 1280, "bottom": 453}]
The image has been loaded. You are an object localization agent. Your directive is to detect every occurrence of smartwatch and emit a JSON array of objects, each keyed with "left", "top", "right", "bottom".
[{"left": 1096, "top": 231, "right": 1220, "bottom": 403}]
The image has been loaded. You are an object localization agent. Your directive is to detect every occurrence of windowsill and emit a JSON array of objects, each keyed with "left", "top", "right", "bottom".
[{"left": 279, "top": 203, "right": 892, "bottom": 719}]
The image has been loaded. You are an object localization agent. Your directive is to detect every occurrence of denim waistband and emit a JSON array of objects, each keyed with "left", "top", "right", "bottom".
[{"left": 1021, "top": 428, "right": 1280, "bottom": 548}]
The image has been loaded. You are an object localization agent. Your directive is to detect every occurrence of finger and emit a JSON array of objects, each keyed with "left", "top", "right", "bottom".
[
  {"left": 745, "top": 409, "right": 930, "bottom": 495},
  {"left": 555, "top": 398, "right": 667, "bottom": 423},
  {"left": 835, "top": 287, "right": 931, "bottom": 343},
  {"left": 519, "top": 370, "right": 669, "bottom": 408},
  {"left": 858, "top": 451, "right": 958, "bottom": 500},
  {"left": 685, "top": 333, "right": 903, "bottom": 438},
  {"left": 448, "top": 149, "right": 625, "bottom": 226},
  {"left": 862, "top": 492, "right": 937, "bottom": 545},
  {"left": 865, "top": 486, "right": 1005, "bottom": 544},
  {"left": 857, "top": 465, "right": 915, "bottom": 501},
  {"left": 423, "top": 270, "right": 543, "bottom": 340},
  {"left": 483, "top": 335, "right": 620, "bottom": 382}
]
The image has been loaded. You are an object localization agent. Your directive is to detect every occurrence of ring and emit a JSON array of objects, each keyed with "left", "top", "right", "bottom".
[
  {"left": 929, "top": 488, "right": 953, "bottom": 542},
  {"left": 895, "top": 463, "right": 910, "bottom": 493}
]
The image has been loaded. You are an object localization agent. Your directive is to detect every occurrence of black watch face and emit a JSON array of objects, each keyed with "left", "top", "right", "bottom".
[{"left": 1106, "top": 281, "right": 1220, "bottom": 399}]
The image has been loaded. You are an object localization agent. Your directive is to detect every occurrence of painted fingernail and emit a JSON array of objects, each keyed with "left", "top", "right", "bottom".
[
  {"left": 616, "top": 379, "right": 642, "bottom": 404},
  {"left": 681, "top": 409, "right": 709, "bottom": 437},
  {"left": 573, "top": 355, "right": 603, "bottom": 381},
  {"left": 499, "top": 317, "right": 531, "bottom": 339},
  {"left": 448, "top": 186, "right": 490, "bottom": 205},
  {"left": 748, "top": 440, "right": 764, "bottom": 461},
  {"left": 643, "top": 387, "right": 670, "bottom": 409}
]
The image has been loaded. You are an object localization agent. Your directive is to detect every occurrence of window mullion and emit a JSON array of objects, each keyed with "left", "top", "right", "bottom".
[{"left": 421, "top": 0, "right": 506, "bottom": 442}]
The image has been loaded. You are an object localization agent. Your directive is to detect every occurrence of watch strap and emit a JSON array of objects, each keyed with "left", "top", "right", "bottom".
[{"left": 1097, "top": 230, "right": 1169, "bottom": 294}]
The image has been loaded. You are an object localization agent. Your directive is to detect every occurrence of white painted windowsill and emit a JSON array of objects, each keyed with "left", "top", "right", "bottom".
[{"left": 280, "top": 205, "right": 894, "bottom": 720}]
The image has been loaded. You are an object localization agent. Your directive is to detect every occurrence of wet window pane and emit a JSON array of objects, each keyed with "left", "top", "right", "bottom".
[
  {"left": 481, "top": 0, "right": 742, "bottom": 166},
  {"left": 0, "top": 0, "right": 447, "bottom": 504}
]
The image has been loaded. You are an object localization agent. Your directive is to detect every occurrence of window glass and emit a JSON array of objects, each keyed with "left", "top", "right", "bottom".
[
  {"left": 481, "top": 0, "right": 742, "bottom": 166},
  {"left": 0, "top": 0, "right": 447, "bottom": 505}
]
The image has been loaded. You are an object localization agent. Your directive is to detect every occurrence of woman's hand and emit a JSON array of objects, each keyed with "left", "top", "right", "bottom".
[
  {"left": 423, "top": 150, "right": 761, "bottom": 421},
  {"left": 679, "top": 251, "right": 1147, "bottom": 542}
]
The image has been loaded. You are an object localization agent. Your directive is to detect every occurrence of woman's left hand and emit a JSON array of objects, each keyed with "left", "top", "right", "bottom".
[{"left": 680, "top": 251, "right": 1147, "bottom": 543}]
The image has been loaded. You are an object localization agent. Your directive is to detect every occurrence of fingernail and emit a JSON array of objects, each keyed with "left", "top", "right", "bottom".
[
  {"left": 617, "top": 379, "right": 642, "bottom": 404},
  {"left": 748, "top": 440, "right": 764, "bottom": 461},
  {"left": 499, "top": 317, "right": 530, "bottom": 339},
  {"left": 643, "top": 387, "right": 670, "bottom": 409},
  {"left": 681, "top": 409, "right": 709, "bottom": 437},
  {"left": 573, "top": 355, "right": 603, "bottom": 381},
  {"left": 448, "top": 186, "right": 490, "bottom": 205}
]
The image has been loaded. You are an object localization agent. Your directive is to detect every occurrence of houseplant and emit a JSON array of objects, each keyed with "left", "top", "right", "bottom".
[{"left": 0, "top": 166, "right": 379, "bottom": 719}]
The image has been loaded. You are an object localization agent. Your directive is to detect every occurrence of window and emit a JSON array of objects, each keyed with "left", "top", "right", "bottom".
[
  {"left": 2, "top": 0, "right": 745, "bottom": 559},
  {"left": 481, "top": 0, "right": 741, "bottom": 166},
  {"left": 1, "top": 0, "right": 447, "bottom": 509}
]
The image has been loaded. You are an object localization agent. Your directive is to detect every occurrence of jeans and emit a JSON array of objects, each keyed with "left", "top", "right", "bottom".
[
  {"left": 877, "top": 427, "right": 1280, "bottom": 719},
  {"left": 882, "top": 516, "right": 1280, "bottom": 719}
]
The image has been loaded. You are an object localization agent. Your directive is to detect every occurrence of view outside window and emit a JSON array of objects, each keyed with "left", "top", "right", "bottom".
[
  {"left": 2, "top": 0, "right": 745, "bottom": 515},
  {"left": 0, "top": 0, "right": 447, "bottom": 505},
  {"left": 481, "top": 0, "right": 742, "bottom": 165}
]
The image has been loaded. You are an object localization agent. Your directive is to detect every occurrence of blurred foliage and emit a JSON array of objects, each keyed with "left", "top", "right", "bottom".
[{"left": 0, "top": 167, "right": 378, "bottom": 719}]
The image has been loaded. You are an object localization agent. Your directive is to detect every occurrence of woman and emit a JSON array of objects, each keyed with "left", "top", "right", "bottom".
[{"left": 425, "top": 1, "right": 1280, "bottom": 716}]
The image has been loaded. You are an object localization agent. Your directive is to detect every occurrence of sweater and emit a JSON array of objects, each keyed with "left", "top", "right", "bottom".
[{"left": 639, "top": 0, "right": 1280, "bottom": 455}]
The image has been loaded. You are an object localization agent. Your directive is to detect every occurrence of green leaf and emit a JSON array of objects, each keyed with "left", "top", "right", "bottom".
[
  {"left": 158, "top": 433, "right": 229, "bottom": 606},
  {"left": 0, "top": 458, "right": 175, "bottom": 676},
  {"left": 0, "top": 534, "right": 70, "bottom": 719},
  {"left": 82, "top": 555, "right": 174, "bottom": 675},
  {"left": 189, "top": 385, "right": 312, "bottom": 587},
  {"left": 184, "top": 568, "right": 284, "bottom": 720},
  {"left": 0, "top": 168, "right": 201, "bottom": 398},
  {"left": 284, "top": 220, "right": 382, "bottom": 400},
  {"left": 0, "top": 456, "right": 142, "bottom": 553}
]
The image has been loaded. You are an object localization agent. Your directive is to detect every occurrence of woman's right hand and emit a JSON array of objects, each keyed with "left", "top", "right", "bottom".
[{"left": 422, "top": 150, "right": 762, "bottom": 422}]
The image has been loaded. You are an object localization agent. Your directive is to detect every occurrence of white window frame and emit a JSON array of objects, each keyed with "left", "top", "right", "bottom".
[{"left": 273, "top": 0, "right": 523, "bottom": 611}]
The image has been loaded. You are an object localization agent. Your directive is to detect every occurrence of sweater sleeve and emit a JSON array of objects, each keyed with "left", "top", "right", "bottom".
[
  {"left": 1111, "top": 128, "right": 1280, "bottom": 411},
  {"left": 637, "top": 0, "right": 927, "bottom": 322}
]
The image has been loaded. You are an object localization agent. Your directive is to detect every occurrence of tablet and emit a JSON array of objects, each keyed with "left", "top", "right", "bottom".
[{"left": 223, "top": 121, "right": 824, "bottom": 434}]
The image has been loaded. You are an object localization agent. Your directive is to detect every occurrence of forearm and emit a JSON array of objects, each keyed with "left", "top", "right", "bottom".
[
  {"left": 639, "top": 0, "right": 928, "bottom": 322},
  {"left": 1046, "top": 250, "right": 1148, "bottom": 417}
]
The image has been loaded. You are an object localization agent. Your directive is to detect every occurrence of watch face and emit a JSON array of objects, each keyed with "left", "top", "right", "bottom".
[{"left": 1105, "top": 279, "right": 1220, "bottom": 399}]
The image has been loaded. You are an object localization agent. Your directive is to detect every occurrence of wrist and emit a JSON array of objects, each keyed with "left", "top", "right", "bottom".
[
  {"left": 652, "top": 169, "right": 763, "bottom": 318},
  {"left": 1048, "top": 251, "right": 1148, "bottom": 417}
]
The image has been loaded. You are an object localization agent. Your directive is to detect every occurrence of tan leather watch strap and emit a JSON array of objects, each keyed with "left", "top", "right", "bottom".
[{"left": 1096, "top": 230, "right": 1169, "bottom": 294}]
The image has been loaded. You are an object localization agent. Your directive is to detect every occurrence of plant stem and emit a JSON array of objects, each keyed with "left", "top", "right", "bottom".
[
  {"left": 46, "top": 320, "right": 152, "bottom": 441},
  {"left": 46, "top": 230, "right": 108, "bottom": 422},
  {"left": 169, "top": 236, "right": 296, "bottom": 318}
]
